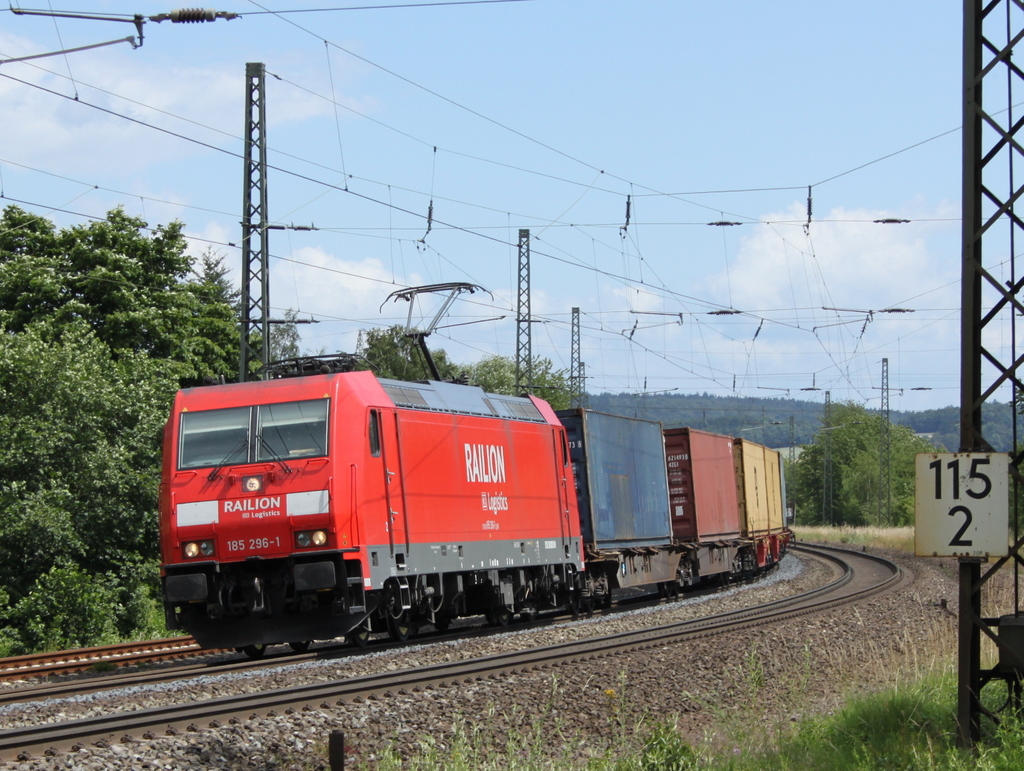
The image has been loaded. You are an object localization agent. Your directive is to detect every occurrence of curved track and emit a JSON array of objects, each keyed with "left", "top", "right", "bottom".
[{"left": 0, "top": 544, "right": 900, "bottom": 762}]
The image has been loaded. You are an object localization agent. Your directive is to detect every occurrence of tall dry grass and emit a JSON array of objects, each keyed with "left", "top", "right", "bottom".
[{"left": 793, "top": 525, "right": 915, "bottom": 552}]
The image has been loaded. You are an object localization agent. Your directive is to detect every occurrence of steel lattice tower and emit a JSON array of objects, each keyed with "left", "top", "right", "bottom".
[
  {"left": 240, "top": 62, "right": 270, "bottom": 382},
  {"left": 879, "top": 358, "right": 892, "bottom": 525},
  {"left": 959, "top": 0, "right": 1024, "bottom": 745},
  {"left": 515, "top": 229, "right": 532, "bottom": 394},
  {"left": 570, "top": 307, "right": 582, "bottom": 407},
  {"left": 821, "top": 391, "right": 833, "bottom": 525}
]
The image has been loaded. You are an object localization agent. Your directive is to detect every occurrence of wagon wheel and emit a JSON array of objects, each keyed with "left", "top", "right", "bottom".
[
  {"left": 241, "top": 643, "right": 267, "bottom": 660},
  {"left": 580, "top": 594, "right": 595, "bottom": 618},
  {"left": 567, "top": 592, "right": 581, "bottom": 620},
  {"left": 486, "top": 606, "right": 511, "bottom": 627},
  {"left": 347, "top": 624, "right": 371, "bottom": 648},
  {"left": 288, "top": 641, "right": 311, "bottom": 653}
]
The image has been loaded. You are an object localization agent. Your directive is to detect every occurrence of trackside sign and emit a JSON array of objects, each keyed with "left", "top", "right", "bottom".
[{"left": 914, "top": 453, "right": 1009, "bottom": 558}]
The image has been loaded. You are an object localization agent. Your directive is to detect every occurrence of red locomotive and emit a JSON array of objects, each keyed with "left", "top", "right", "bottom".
[
  {"left": 160, "top": 368, "right": 583, "bottom": 656},
  {"left": 159, "top": 364, "right": 789, "bottom": 656}
]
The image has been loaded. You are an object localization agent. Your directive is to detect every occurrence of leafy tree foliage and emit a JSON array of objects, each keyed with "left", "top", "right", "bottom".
[
  {"left": 7, "top": 563, "right": 121, "bottom": 652},
  {"left": 0, "top": 207, "right": 239, "bottom": 653},
  {"left": 787, "top": 402, "right": 935, "bottom": 526},
  {"left": 356, "top": 325, "right": 461, "bottom": 381},
  {"left": 467, "top": 354, "right": 572, "bottom": 410},
  {"left": 0, "top": 320, "right": 179, "bottom": 652},
  {"left": 270, "top": 308, "right": 303, "bottom": 362},
  {"left": 0, "top": 206, "right": 238, "bottom": 385}
]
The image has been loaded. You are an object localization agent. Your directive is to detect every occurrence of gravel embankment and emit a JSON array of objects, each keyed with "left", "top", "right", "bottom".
[{"left": 1, "top": 547, "right": 960, "bottom": 770}]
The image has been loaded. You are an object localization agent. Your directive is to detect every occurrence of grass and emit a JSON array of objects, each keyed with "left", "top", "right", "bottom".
[
  {"left": 350, "top": 676, "right": 1024, "bottom": 770},
  {"left": 330, "top": 527, "right": 1024, "bottom": 771},
  {"left": 793, "top": 525, "right": 915, "bottom": 552}
]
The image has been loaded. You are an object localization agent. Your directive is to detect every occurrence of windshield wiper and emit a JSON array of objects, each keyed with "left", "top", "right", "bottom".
[
  {"left": 207, "top": 436, "right": 248, "bottom": 481},
  {"left": 258, "top": 433, "right": 295, "bottom": 476}
]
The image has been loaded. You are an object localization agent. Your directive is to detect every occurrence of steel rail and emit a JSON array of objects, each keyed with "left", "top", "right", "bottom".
[
  {"left": 0, "top": 545, "right": 898, "bottom": 761},
  {"left": 0, "top": 553, "right": 819, "bottom": 705},
  {"left": 0, "top": 638, "right": 207, "bottom": 682}
]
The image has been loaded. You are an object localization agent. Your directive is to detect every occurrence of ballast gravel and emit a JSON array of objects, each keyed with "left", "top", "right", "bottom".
[{"left": 0, "top": 546, "right": 961, "bottom": 770}]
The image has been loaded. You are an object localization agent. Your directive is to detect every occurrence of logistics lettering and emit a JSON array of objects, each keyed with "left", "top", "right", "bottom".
[
  {"left": 481, "top": 492, "right": 509, "bottom": 512},
  {"left": 223, "top": 496, "right": 283, "bottom": 520},
  {"left": 464, "top": 443, "right": 507, "bottom": 483}
]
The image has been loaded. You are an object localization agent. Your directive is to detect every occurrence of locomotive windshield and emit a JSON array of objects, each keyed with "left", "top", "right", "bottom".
[
  {"left": 257, "top": 400, "right": 329, "bottom": 461},
  {"left": 178, "top": 399, "right": 329, "bottom": 470}
]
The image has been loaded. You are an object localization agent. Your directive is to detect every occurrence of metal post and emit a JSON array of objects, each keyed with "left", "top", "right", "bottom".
[
  {"left": 879, "top": 358, "right": 891, "bottom": 525},
  {"left": 822, "top": 391, "right": 833, "bottom": 525},
  {"left": 515, "top": 229, "right": 532, "bottom": 394},
  {"left": 329, "top": 729, "right": 345, "bottom": 770},
  {"left": 958, "top": 0, "right": 1024, "bottom": 747},
  {"left": 240, "top": 62, "right": 270, "bottom": 381},
  {"left": 570, "top": 306, "right": 582, "bottom": 407}
]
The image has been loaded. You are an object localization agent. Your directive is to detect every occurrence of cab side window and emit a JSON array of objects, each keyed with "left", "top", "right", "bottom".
[{"left": 369, "top": 410, "right": 381, "bottom": 457}]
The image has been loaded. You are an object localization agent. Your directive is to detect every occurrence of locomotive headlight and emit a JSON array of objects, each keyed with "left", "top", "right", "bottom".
[
  {"left": 183, "top": 540, "right": 214, "bottom": 558},
  {"left": 241, "top": 475, "right": 263, "bottom": 494},
  {"left": 295, "top": 530, "right": 328, "bottom": 548}
]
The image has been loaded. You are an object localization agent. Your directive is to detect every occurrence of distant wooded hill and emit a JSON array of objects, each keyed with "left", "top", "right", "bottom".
[{"left": 584, "top": 392, "right": 1019, "bottom": 453}]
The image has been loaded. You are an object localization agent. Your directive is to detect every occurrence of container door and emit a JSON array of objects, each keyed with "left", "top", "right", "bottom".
[{"left": 379, "top": 409, "right": 410, "bottom": 558}]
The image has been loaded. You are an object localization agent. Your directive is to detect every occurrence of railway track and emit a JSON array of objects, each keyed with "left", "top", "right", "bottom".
[
  {"left": 0, "top": 544, "right": 898, "bottom": 762},
  {"left": 0, "top": 638, "right": 210, "bottom": 682}
]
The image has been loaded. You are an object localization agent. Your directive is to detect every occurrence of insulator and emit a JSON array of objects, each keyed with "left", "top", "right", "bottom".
[{"left": 170, "top": 8, "right": 217, "bottom": 23}]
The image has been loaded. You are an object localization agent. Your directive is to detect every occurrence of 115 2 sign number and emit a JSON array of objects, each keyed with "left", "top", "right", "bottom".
[{"left": 914, "top": 453, "right": 1008, "bottom": 559}]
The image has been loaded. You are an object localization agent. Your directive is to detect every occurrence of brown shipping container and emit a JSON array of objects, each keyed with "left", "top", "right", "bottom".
[{"left": 663, "top": 428, "right": 742, "bottom": 542}]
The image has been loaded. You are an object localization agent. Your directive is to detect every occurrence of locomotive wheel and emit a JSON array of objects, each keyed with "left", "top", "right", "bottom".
[
  {"left": 433, "top": 614, "right": 453, "bottom": 632},
  {"left": 347, "top": 626, "right": 371, "bottom": 648},
  {"left": 387, "top": 610, "right": 414, "bottom": 642},
  {"left": 288, "top": 641, "right": 311, "bottom": 653},
  {"left": 241, "top": 643, "right": 267, "bottom": 660}
]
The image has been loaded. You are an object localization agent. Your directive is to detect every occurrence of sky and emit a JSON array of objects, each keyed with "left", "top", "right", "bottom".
[{"left": 0, "top": 1, "right": 978, "bottom": 413}]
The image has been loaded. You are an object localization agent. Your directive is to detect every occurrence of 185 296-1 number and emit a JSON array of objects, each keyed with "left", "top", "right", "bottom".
[{"left": 226, "top": 537, "right": 281, "bottom": 553}]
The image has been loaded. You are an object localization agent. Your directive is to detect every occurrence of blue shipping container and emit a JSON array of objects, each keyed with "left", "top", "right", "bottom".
[{"left": 557, "top": 409, "right": 672, "bottom": 549}]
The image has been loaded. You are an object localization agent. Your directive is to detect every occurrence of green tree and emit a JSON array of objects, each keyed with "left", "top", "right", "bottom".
[
  {"left": 788, "top": 401, "right": 934, "bottom": 526},
  {"left": 356, "top": 325, "right": 460, "bottom": 381},
  {"left": 270, "top": 308, "right": 302, "bottom": 362},
  {"left": 0, "top": 320, "right": 178, "bottom": 651},
  {"left": 467, "top": 354, "right": 572, "bottom": 410},
  {"left": 0, "top": 205, "right": 237, "bottom": 386},
  {"left": 9, "top": 563, "right": 121, "bottom": 652}
]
